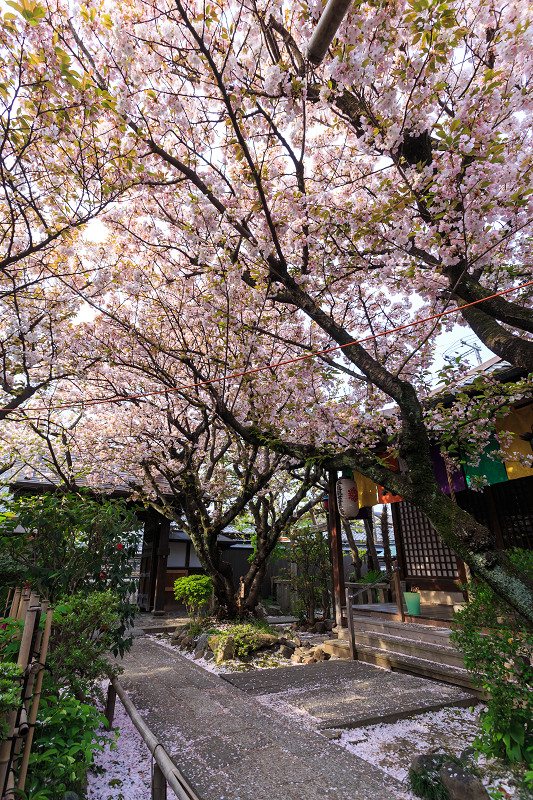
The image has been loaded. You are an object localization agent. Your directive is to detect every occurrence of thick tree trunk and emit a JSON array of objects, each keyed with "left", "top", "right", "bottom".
[
  {"left": 364, "top": 517, "right": 381, "bottom": 574},
  {"left": 342, "top": 518, "right": 362, "bottom": 579}
]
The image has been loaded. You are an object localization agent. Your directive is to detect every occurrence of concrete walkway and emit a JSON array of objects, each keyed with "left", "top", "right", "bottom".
[{"left": 118, "top": 638, "right": 404, "bottom": 800}]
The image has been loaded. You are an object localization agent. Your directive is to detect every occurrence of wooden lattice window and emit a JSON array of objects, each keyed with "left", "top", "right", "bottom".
[
  {"left": 396, "top": 501, "right": 459, "bottom": 580},
  {"left": 491, "top": 476, "right": 533, "bottom": 550}
]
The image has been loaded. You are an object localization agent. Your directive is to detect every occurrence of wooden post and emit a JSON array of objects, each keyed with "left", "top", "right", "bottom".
[
  {"left": 105, "top": 684, "right": 117, "bottom": 729},
  {"left": 393, "top": 560, "right": 406, "bottom": 623},
  {"left": 153, "top": 517, "right": 170, "bottom": 614},
  {"left": 328, "top": 471, "right": 346, "bottom": 628},
  {"left": 152, "top": 763, "right": 167, "bottom": 800},
  {"left": 345, "top": 587, "right": 357, "bottom": 660}
]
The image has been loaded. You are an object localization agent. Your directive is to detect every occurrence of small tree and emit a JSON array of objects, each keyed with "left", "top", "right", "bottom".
[
  {"left": 286, "top": 525, "right": 331, "bottom": 624},
  {"left": 173, "top": 575, "right": 213, "bottom": 621}
]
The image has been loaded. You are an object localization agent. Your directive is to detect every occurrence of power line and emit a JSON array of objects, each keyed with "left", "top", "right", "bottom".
[{"left": 11, "top": 278, "right": 533, "bottom": 414}]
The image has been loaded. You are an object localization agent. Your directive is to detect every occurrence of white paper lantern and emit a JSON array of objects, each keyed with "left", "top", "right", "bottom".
[{"left": 336, "top": 478, "right": 359, "bottom": 519}]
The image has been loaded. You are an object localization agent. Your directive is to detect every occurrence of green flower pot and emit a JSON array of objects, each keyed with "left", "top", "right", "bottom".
[{"left": 404, "top": 591, "right": 421, "bottom": 615}]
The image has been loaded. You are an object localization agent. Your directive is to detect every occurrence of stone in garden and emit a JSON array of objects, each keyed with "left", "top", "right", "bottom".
[
  {"left": 215, "top": 636, "right": 235, "bottom": 664},
  {"left": 314, "top": 621, "right": 326, "bottom": 634},
  {"left": 194, "top": 633, "right": 209, "bottom": 659},
  {"left": 410, "top": 754, "right": 445, "bottom": 774},
  {"left": 170, "top": 624, "right": 188, "bottom": 642},
  {"left": 440, "top": 762, "right": 490, "bottom": 800},
  {"left": 279, "top": 637, "right": 296, "bottom": 649},
  {"left": 180, "top": 635, "right": 194, "bottom": 650},
  {"left": 303, "top": 656, "right": 316, "bottom": 664},
  {"left": 313, "top": 646, "right": 327, "bottom": 661},
  {"left": 293, "top": 636, "right": 301, "bottom": 646},
  {"left": 254, "top": 633, "right": 279, "bottom": 648},
  {"left": 208, "top": 635, "right": 219, "bottom": 652},
  {"left": 324, "top": 620, "right": 334, "bottom": 631},
  {"left": 291, "top": 653, "right": 303, "bottom": 663},
  {"left": 279, "top": 644, "right": 294, "bottom": 658}
]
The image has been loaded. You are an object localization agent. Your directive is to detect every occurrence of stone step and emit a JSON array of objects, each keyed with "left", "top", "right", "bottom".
[
  {"left": 350, "top": 630, "right": 464, "bottom": 668},
  {"left": 351, "top": 615, "right": 453, "bottom": 646},
  {"left": 323, "top": 638, "right": 480, "bottom": 696}
]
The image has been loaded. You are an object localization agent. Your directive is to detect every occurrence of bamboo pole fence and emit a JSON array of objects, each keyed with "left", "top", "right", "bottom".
[{"left": 0, "top": 588, "right": 52, "bottom": 799}]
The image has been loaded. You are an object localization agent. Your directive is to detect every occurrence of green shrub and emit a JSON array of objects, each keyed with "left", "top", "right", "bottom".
[
  {"left": 0, "top": 492, "right": 142, "bottom": 656},
  {"left": 24, "top": 691, "right": 110, "bottom": 800},
  {"left": 0, "top": 661, "right": 23, "bottom": 739},
  {"left": 47, "top": 590, "right": 123, "bottom": 700},
  {"left": 174, "top": 575, "right": 213, "bottom": 620},
  {"left": 451, "top": 549, "right": 533, "bottom": 773}
]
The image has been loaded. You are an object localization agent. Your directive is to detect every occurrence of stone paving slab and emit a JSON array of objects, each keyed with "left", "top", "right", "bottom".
[
  {"left": 118, "top": 638, "right": 403, "bottom": 800},
  {"left": 222, "top": 659, "right": 475, "bottom": 729}
]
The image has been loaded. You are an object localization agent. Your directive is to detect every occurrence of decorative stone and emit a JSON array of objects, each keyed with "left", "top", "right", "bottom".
[
  {"left": 313, "top": 646, "right": 327, "bottom": 661},
  {"left": 208, "top": 635, "right": 219, "bottom": 652},
  {"left": 303, "top": 656, "right": 316, "bottom": 664},
  {"left": 171, "top": 629, "right": 188, "bottom": 645},
  {"left": 293, "top": 636, "right": 301, "bottom": 647},
  {"left": 324, "top": 620, "right": 334, "bottom": 631},
  {"left": 410, "top": 754, "right": 445, "bottom": 774},
  {"left": 278, "top": 637, "right": 296, "bottom": 649},
  {"left": 215, "top": 636, "right": 235, "bottom": 664},
  {"left": 279, "top": 644, "right": 294, "bottom": 658},
  {"left": 254, "top": 633, "right": 279, "bottom": 648},
  {"left": 291, "top": 653, "right": 302, "bottom": 663},
  {"left": 194, "top": 633, "right": 209, "bottom": 659},
  {"left": 180, "top": 635, "right": 194, "bottom": 651},
  {"left": 440, "top": 763, "right": 490, "bottom": 800},
  {"left": 314, "top": 621, "right": 326, "bottom": 634}
]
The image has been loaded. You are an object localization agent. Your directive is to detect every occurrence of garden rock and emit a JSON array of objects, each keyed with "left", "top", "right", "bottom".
[
  {"left": 180, "top": 635, "right": 194, "bottom": 651},
  {"left": 410, "top": 753, "right": 446, "bottom": 774},
  {"left": 279, "top": 637, "right": 296, "bottom": 649},
  {"left": 279, "top": 644, "right": 294, "bottom": 658},
  {"left": 291, "top": 653, "right": 303, "bottom": 663},
  {"left": 324, "top": 620, "right": 334, "bottom": 631},
  {"left": 170, "top": 624, "right": 188, "bottom": 643},
  {"left": 314, "top": 621, "right": 326, "bottom": 634},
  {"left": 313, "top": 645, "right": 327, "bottom": 661},
  {"left": 303, "top": 656, "right": 316, "bottom": 664},
  {"left": 208, "top": 635, "right": 219, "bottom": 652},
  {"left": 440, "top": 762, "right": 490, "bottom": 800},
  {"left": 253, "top": 633, "right": 279, "bottom": 648},
  {"left": 194, "top": 633, "right": 209, "bottom": 659},
  {"left": 215, "top": 636, "right": 235, "bottom": 664}
]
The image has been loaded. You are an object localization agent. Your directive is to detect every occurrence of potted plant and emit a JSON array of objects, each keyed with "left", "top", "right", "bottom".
[{"left": 404, "top": 586, "right": 421, "bottom": 615}]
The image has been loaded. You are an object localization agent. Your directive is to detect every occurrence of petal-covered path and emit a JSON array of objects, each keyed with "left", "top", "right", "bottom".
[{"left": 117, "top": 637, "right": 461, "bottom": 800}]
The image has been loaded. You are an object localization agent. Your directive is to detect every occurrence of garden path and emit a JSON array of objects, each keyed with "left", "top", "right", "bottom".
[{"left": 117, "top": 637, "right": 472, "bottom": 800}]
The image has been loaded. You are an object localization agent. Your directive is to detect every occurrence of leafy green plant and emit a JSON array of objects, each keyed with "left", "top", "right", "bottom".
[
  {"left": 284, "top": 525, "right": 331, "bottom": 623},
  {"left": 46, "top": 591, "right": 123, "bottom": 700},
  {"left": 408, "top": 754, "right": 465, "bottom": 800},
  {"left": 24, "top": 691, "right": 111, "bottom": 800},
  {"left": 0, "top": 492, "right": 142, "bottom": 655},
  {"left": 174, "top": 574, "right": 213, "bottom": 620},
  {"left": 451, "top": 549, "right": 533, "bottom": 775},
  {"left": 0, "top": 661, "right": 23, "bottom": 738}
]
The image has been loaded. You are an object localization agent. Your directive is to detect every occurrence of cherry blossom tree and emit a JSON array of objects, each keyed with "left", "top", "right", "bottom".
[{"left": 3, "top": 0, "right": 533, "bottom": 621}]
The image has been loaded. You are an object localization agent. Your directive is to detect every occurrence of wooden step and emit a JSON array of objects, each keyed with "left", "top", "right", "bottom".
[
  {"left": 323, "top": 639, "right": 480, "bottom": 696},
  {"left": 351, "top": 615, "right": 453, "bottom": 647},
  {"left": 350, "top": 630, "right": 464, "bottom": 668}
]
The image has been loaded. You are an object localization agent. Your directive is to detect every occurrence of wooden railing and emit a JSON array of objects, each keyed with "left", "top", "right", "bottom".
[
  {"left": 105, "top": 678, "right": 201, "bottom": 800},
  {"left": 344, "top": 561, "right": 407, "bottom": 659}
]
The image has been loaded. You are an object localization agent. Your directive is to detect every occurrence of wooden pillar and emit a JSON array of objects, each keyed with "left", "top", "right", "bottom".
[
  {"left": 328, "top": 471, "right": 346, "bottom": 628},
  {"left": 152, "top": 763, "right": 167, "bottom": 800},
  {"left": 152, "top": 517, "right": 170, "bottom": 614}
]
